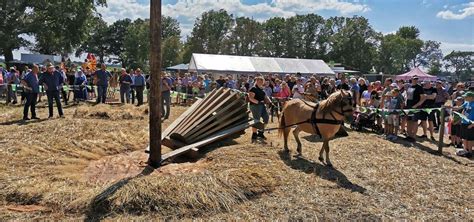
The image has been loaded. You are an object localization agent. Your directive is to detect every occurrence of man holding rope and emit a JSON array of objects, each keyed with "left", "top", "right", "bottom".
[{"left": 248, "top": 76, "right": 270, "bottom": 143}]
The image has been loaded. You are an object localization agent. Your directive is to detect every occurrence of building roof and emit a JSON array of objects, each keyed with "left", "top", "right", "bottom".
[{"left": 188, "top": 53, "right": 335, "bottom": 75}]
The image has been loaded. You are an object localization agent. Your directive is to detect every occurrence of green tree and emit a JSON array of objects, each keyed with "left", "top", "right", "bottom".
[
  {"left": 162, "top": 16, "right": 181, "bottom": 39},
  {"left": 444, "top": 51, "right": 474, "bottom": 80},
  {"left": 229, "top": 17, "right": 263, "bottom": 56},
  {"left": 107, "top": 19, "right": 132, "bottom": 66},
  {"left": 122, "top": 19, "right": 150, "bottom": 72},
  {"left": 162, "top": 35, "right": 182, "bottom": 67},
  {"left": 0, "top": 1, "right": 34, "bottom": 66},
  {"left": 327, "top": 16, "right": 379, "bottom": 73},
  {"left": 188, "top": 9, "right": 233, "bottom": 54},
  {"left": 415, "top": 40, "right": 443, "bottom": 73},
  {"left": 30, "top": 0, "right": 106, "bottom": 57},
  {"left": 76, "top": 17, "right": 110, "bottom": 63},
  {"left": 262, "top": 17, "right": 286, "bottom": 57}
]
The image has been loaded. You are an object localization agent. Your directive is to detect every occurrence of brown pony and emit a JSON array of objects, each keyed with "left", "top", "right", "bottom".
[{"left": 279, "top": 90, "right": 354, "bottom": 167}]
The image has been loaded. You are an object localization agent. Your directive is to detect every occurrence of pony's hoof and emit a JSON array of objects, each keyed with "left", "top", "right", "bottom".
[{"left": 318, "top": 157, "right": 324, "bottom": 162}]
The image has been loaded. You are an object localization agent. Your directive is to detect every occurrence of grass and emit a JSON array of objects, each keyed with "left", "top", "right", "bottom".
[{"left": 0, "top": 101, "right": 473, "bottom": 220}]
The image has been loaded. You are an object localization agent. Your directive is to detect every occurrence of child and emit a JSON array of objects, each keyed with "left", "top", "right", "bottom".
[
  {"left": 387, "top": 88, "right": 404, "bottom": 141},
  {"left": 457, "top": 92, "right": 474, "bottom": 157}
]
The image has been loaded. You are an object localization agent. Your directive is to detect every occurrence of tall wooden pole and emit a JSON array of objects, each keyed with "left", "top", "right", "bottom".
[
  {"left": 148, "top": 0, "right": 162, "bottom": 168},
  {"left": 437, "top": 107, "right": 445, "bottom": 154}
]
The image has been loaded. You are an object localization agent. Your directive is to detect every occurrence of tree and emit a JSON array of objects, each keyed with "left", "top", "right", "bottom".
[
  {"left": 76, "top": 17, "right": 110, "bottom": 63},
  {"left": 162, "top": 16, "right": 181, "bottom": 39},
  {"left": 228, "top": 17, "right": 263, "bottom": 56},
  {"left": 327, "top": 16, "right": 379, "bottom": 73},
  {"left": 444, "top": 51, "right": 474, "bottom": 80},
  {"left": 30, "top": 0, "right": 107, "bottom": 57},
  {"left": 162, "top": 36, "right": 182, "bottom": 67},
  {"left": 377, "top": 26, "right": 423, "bottom": 74},
  {"left": 107, "top": 19, "right": 132, "bottom": 66},
  {"left": 0, "top": 1, "right": 34, "bottom": 66},
  {"left": 188, "top": 9, "right": 233, "bottom": 54},
  {"left": 262, "top": 17, "right": 286, "bottom": 57},
  {"left": 415, "top": 40, "right": 443, "bottom": 73},
  {"left": 122, "top": 19, "right": 150, "bottom": 72}
]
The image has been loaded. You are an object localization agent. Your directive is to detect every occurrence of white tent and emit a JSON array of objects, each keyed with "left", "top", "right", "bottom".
[{"left": 188, "top": 53, "right": 335, "bottom": 75}]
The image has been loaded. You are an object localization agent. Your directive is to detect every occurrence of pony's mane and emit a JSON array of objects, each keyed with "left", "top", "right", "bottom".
[{"left": 319, "top": 90, "right": 344, "bottom": 114}]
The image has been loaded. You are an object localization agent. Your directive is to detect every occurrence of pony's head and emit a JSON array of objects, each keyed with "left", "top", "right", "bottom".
[{"left": 320, "top": 90, "right": 354, "bottom": 117}]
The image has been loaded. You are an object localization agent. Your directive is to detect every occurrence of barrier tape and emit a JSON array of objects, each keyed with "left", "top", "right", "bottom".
[
  {"left": 356, "top": 106, "right": 444, "bottom": 116},
  {"left": 453, "top": 111, "right": 474, "bottom": 124}
]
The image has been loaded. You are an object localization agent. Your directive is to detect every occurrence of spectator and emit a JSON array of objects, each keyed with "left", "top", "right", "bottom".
[
  {"left": 349, "top": 77, "right": 360, "bottom": 105},
  {"left": 405, "top": 76, "right": 424, "bottom": 142},
  {"left": 358, "top": 78, "right": 368, "bottom": 100},
  {"left": 162, "top": 73, "right": 172, "bottom": 119},
  {"left": 458, "top": 92, "right": 474, "bottom": 157},
  {"left": 278, "top": 82, "right": 291, "bottom": 99},
  {"left": 433, "top": 81, "right": 449, "bottom": 130},
  {"left": 418, "top": 81, "right": 437, "bottom": 140},
  {"left": 386, "top": 88, "right": 404, "bottom": 141},
  {"left": 248, "top": 76, "right": 270, "bottom": 142},
  {"left": 451, "top": 97, "right": 464, "bottom": 148},
  {"left": 216, "top": 75, "right": 226, "bottom": 88},
  {"left": 119, "top": 68, "right": 132, "bottom": 104},
  {"left": 133, "top": 68, "right": 146, "bottom": 106},
  {"left": 6, "top": 67, "right": 19, "bottom": 104},
  {"left": 292, "top": 78, "right": 304, "bottom": 99},
  {"left": 74, "top": 69, "right": 87, "bottom": 102},
  {"left": 93, "top": 64, "right": 112, "bottom": 104},
  {"left": 39, "top": 63, "right": 64, "bottom": 118},
  {"left": 21, "top": 65, "right": 40, "bottom": 120}
]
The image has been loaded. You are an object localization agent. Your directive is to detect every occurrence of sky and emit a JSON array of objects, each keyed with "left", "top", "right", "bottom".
[{"left": 11, "top": 0, "right": 474, "bottom": 60}]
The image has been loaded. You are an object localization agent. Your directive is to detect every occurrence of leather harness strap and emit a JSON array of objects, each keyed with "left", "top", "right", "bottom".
[{"left": 309, "top": 102, "right": 344, "bottom": 138}]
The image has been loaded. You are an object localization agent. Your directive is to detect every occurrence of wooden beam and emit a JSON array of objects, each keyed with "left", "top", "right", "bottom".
[
  {"left": 161, "top": 120, "right": 255, "bottom": 162},
  {"left": 161, "top": 98, "right": 202, "bottom": 140}
]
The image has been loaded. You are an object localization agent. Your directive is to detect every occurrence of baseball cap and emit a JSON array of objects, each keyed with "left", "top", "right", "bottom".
[
  {"left": 390, "top": 83, "right": 398, "bottom": 88},
  {"left": 462, "top": 91, "right": 474, "bottom": 98}
]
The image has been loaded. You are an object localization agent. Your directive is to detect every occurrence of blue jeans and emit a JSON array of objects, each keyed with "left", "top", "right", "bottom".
[
  {"left": 249, "top": 103, "right": 269, "bottom": 124},
  {"left": 97, "top": 85, "right": 107, "bottom": 104}
]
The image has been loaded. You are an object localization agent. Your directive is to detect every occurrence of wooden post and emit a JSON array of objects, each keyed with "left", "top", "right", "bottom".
[
  {"left": 438, "top": 107, "right": 445, "bottom": 154},
  {"left": 147, "top": 0, "right": 162, "bottom": 168}
]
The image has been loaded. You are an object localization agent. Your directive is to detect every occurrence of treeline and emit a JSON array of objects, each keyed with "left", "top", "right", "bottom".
[{"left": 0, "top": 2, "right": 472, "bottom": 80}]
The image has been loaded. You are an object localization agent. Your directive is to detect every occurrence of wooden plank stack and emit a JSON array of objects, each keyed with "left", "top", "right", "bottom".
[{"left": 149, "top": 88, "right": 252, "bottom": 162}]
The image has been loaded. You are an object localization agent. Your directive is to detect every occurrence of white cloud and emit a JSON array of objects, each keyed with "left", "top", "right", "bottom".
[
  {"left": 436, "top": 2, "right": 474, "bottom": 20},
  {"left": 440, "top": 42, "right": 474, "bottom": 54},
  {"left": 97, "top": 0, "right": 371, "bottom": 37}
]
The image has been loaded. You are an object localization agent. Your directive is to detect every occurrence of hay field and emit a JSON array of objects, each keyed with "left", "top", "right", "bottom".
[{"left": 0, "top": 102, "right": 472, "bottom": 221}]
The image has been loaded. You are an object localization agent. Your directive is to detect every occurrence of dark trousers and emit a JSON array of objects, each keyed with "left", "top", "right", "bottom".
[
  {"left": 162, "top": 90, "right": 171, "bottom": 119},
  {"left": 61, "top": 88, "right": 68, "bottom": 105},
  {"left": 6, "top": 85, "right": 17, "bottom": 104},
  {"left": 135, "top": 86, "right": 144, "bottom": 106},
  {"left": 23, "top": 93, "right": 38, "bottom": 118},
  {"left": 433, "top": 103, "right": 444, "bottom": 128},
  {"left": 46, "top": 91, "right": 63, "bottom": 117},
  {"left": 130, "top": 86, "right": 136, "bottom": 104},
  {"left": 120, "top": 86, "right": 131, "bottom": 104},
  {"left": 96, "top": 85, "right": 108, "bottom": 104}
]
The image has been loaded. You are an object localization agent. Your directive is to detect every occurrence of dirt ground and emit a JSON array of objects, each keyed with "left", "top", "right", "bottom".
[{"left": 0, "top": 100, "right": 473, "bottom": 221}]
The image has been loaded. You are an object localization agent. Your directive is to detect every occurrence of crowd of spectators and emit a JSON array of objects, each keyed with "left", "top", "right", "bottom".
[{"left": 1, "top": 64, "right": 473, "bottom": 157}]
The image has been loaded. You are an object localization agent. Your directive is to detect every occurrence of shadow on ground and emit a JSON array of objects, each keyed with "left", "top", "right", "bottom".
[{"left": 278, "top": 150, "right": 366, "bottom": 194}]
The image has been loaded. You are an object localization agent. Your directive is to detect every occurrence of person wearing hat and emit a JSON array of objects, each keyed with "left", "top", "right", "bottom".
[
  {"left": 21, "top": 64, "right": 40, "bottom": 120},
  {"left": 404, "top": 76, "right": 425, "bottom": 142},
  {"left": 73, "top": 68, "right": 87, "bottom": 102},
  {"left": 451, "top": 91, "right": 474, "bottom": 157},
  {"left": 93, "top": 63, "right": 112, "bottom": 104},
  {"left": 39, "top": 63, "right": 64, "bottom": 118}
]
